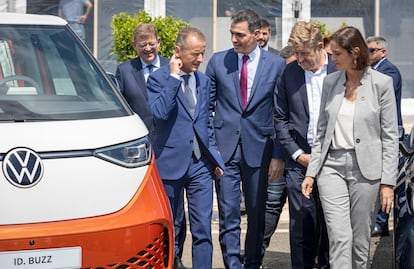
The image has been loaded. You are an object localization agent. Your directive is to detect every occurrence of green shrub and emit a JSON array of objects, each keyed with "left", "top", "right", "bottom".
[
  {"left": 111, "top": 10, "right": 190, "bottom": 64},
  {"left": 312, "top": 19, "right": 348, "bottom": 38}
]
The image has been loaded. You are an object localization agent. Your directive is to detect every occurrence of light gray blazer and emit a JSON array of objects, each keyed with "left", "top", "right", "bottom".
[{"left": 306, "top": 68, "right": 399, "bottom": 186}]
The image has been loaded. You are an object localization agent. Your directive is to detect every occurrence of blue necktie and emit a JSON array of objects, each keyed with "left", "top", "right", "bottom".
[
  {"left": 182, "top": 74, "right": 201, "bottom": 159},
  {"left": 147, "top": 64, "right": 154, "bottom": 74}
]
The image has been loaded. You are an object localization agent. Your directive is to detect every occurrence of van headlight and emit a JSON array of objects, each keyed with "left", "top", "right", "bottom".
[{"left": 95, "top": 137, "right": 152, "bottom": 168}]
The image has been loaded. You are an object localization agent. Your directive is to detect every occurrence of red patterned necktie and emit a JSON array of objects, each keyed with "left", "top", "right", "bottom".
[{"left": 240, "top": 55, "right": 249, "bottom": 109}]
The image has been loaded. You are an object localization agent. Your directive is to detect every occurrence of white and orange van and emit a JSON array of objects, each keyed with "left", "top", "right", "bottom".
[{"left": 0, "top": 13, "right": 173, "bottom": 269}]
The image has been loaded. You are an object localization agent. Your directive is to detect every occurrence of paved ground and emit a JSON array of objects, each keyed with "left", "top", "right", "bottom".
[
  {"left": 179, "top": 113, "right": 414, "bottom": 268},
  {"left": 180, "top": 201, "right": 393, "bottom": 269}
]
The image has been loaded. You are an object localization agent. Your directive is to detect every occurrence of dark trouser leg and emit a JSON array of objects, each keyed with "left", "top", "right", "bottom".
[{"left": 261, "top": 176, "right": 287, "bottom": 261}]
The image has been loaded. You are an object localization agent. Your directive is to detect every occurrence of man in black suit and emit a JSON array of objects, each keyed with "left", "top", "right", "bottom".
[
  {"left": 367, "top": 35, "right": 403, "bottom": 237},
  {"left": 274, "top": 21, "right": 335, "bottom": 269}
]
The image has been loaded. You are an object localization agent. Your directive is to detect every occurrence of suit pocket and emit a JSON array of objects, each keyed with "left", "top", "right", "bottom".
[
  {"left": 260, "top": 126, "right": 274, "bottom": 136},
  {"left": 214, "top": 120, "right": 224, "bottom": 129}
]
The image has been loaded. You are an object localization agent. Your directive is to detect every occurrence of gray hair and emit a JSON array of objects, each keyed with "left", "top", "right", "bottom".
[{"left": 366, "top": 36, "right": 388, "bottom": 50}]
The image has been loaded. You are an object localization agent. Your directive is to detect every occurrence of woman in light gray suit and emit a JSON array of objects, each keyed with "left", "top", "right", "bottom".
[{"left": 301, "top": 26, "right": 399, "bottom": 269}]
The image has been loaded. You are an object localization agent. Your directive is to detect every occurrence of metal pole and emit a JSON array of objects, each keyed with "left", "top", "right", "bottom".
[{"left": 375, "top": 0, "right": 380, "bottom": 35}]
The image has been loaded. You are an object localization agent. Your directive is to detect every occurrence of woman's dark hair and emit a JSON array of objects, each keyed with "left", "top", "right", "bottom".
[{"left": 330, "top": 26, "right": 370, "bottom": 70}]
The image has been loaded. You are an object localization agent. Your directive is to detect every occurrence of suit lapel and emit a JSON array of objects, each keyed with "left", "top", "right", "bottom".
[
  {"left": 229, "top": 51, "right": 244, "bottom": 110},
  {"left": 131, "top": 58, "right": 146, "bottom": 88},
  {"left": 194, "top": 72, "right": 203, "bottom": 119},
  {"left": 326, "top": 72, "right": 346, "bottom": 133},
  {"left": 246, "top": 49, "right": 265, "bottom": 110},
  {"left": 300, "top": 82, "right": 310, "bottom": 117},
  {"left": 354, "top": 69, "right": 371, "bottom": 126}
]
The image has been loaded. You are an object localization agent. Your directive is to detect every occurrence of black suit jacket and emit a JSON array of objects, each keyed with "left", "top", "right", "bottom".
[
  {"left": 274, "top": 57, "right": 336, "bottom": 169},
  {"left": 115, "top": 55, "right": 169, "bottom": 136}
]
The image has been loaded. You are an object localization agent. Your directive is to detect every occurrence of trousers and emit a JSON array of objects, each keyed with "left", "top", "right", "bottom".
[{"left": 317, "top": 149, "right": 380, "bottom": 269}]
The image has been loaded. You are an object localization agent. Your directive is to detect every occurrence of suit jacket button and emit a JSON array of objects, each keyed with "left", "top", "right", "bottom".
[{"left": 356, "top": 138, "right": 360, "bottom": 143}]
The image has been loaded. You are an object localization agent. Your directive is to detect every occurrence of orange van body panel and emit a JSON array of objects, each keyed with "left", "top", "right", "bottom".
[{"left": 0, "top": 157, "right": 174, "bottom": 269}]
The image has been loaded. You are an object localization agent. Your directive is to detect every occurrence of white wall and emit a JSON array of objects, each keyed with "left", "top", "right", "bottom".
[{"left": 0, "top": 0, "right": 26, "bottom": 13}]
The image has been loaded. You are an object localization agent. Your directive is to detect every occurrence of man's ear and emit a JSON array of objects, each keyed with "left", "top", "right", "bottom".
[
  {"left": 253, "top": 28, "right": 260, "bottom": 38},
  {"left": 317, "top": 41, "right": 324, "bottom": 50},
  {"left": 132, "top": 41, "right": 137, "bottom": 51},
  {"left": 174, "top": 45, "right": 181, "bottom": 57}
]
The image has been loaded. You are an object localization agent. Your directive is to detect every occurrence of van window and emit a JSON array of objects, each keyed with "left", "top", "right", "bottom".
[{"left": 0, "top": 25, "right": 130, "bottom": 121}]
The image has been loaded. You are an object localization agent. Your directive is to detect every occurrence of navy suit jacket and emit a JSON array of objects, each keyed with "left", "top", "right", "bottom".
[
  {"left": 373, "top": 58, "right": 402, "bottom": 126},
  {"left": 206, "top": 48, "right": 285, "bottom": 167},
  {"left": 274, "top": 58, "right": 336, "bottom": 169},
  {"left": 115, "top": 56, "right": 169, "bottom": 136},
  {"left": 147, "top": 65, "right": 224, "bottom": 180}
]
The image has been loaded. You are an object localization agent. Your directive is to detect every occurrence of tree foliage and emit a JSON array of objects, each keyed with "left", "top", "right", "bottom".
[{"left": 111, "top": 10, "right": 190, "bottom": 63}]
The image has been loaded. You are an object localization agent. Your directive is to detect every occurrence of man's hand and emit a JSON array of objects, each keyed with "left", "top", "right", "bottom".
[
  {"left": 215, "top": 167, "right": 224, "bottom": 177},
  {"left": 380, "top": 184, "right": 394, "bottom": 214},
  {"left": 297, "top": 153, "right": 311, "bottom": 167},
  {"left": 268, "top": 158, "right": 284, "bottom": 181},
  {"left": 301, "top": 176, "right": 315, "bottom": 199},
  {"left": 169, "top": 54, "right": 182, "bottom": 75}
]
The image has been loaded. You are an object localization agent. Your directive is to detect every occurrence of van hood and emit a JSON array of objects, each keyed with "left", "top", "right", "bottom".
[{"left": 0, "top": 115, "right": 152, "bottom": 225}]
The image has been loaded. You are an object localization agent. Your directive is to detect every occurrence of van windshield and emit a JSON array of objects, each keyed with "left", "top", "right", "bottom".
[{"left": 0, "top": 25, "right": 130, "bottom": 121}]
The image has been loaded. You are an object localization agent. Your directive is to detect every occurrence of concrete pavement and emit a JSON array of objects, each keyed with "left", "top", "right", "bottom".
[
  {"left": 180, "top": 200, "right": 393, "bottom": 269},
  {"left": 178, "top": 113, "right": 414, "bottom": 269}
]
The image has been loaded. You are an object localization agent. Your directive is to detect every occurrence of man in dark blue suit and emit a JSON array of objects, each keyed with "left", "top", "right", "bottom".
[
  {"left": 274, "top": 21, "right": 335, "bottom": 269},
  {"left": 367, "top": 36, "right": 403, "bottom": 237},
  {"left": 206, "top": 9, "right": 285, "bottom": 269},
  {"left": 147, "top": 27, "right": 224, "bottom": 269},
  {"left": 116, "top": 23, "right": 169, "bottom": 138},
  {"left": 115, "top": 24, "right": 189, "bottom": 269}
]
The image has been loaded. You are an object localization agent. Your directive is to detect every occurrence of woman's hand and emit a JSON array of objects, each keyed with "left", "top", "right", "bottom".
[
  {"left": 301, "top": 176, "right": 315, "bottom": 199},
  {"left": 380, "top": 184, "right": 394, "bottom": 214}
]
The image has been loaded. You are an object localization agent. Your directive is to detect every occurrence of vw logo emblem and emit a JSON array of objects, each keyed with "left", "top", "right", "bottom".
[{"left": 2, "top": 148, "right": 44, "bottom": 188}]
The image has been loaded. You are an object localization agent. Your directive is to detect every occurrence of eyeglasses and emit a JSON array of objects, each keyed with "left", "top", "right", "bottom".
[
  {"left": 137, "top": 42, "right": 157, "bottom": 49},
  {"left": 369, "top": 47, "right": 384, "bottom": 53}
]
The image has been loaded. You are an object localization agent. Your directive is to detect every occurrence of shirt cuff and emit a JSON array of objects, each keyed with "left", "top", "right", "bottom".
[{"left": 292, "top": 149, "right": 304, "bottom": 161}]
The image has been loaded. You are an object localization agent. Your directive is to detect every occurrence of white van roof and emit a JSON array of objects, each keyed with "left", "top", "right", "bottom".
[{"left": 0, "top": 12, "right": 67, "bottom": 26}]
